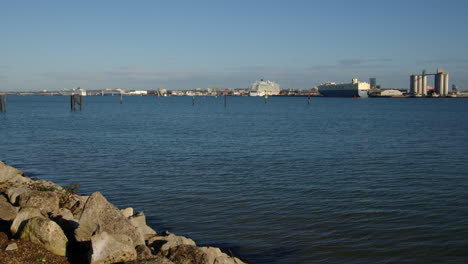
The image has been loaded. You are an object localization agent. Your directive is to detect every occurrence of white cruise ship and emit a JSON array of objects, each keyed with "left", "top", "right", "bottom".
[
  {"left": 317, "top": 78, "right": 370, "bottom": 97},
  {"left": 249, "top": 79, "right": 280, "bottom": 96}
]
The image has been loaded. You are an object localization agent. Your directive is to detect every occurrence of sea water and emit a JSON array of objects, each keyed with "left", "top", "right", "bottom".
[{"left": 1, "top": 96, "right": 467, "bottom": 263}]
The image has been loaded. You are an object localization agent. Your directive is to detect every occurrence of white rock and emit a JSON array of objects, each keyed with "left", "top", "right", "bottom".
[
  {"left": 5, "top": 242, "right": 18, "bottom": 251},
  {"left": 91, "top": 231, "right": 137, "bottom": 264},
  {"left": 121, "top": 207, "right": 134, "bottom": 218}
]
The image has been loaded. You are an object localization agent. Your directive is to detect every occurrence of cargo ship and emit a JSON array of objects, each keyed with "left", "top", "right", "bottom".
[{"left": 317, "top": 78, "right": 370, "bottom": 98}]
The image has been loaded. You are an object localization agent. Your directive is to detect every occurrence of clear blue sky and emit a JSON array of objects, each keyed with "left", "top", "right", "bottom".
[{"left": 1, "top": 0, "right": 468, "bottom": 91}]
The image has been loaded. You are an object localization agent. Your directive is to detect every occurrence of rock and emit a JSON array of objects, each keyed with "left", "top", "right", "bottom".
[
  {"left": 90, "top": 232, "right": 137, "bottom": 264},
  {"left": 74, "top": 192, "right": 144, "bottom": 247},
  {"left": 5, "top": 242, "right": 18, "bottom": 251},
  {"left": 121, "top": 207, "right": 134, "bottom": 218},
  {"left": 10, "top": 207, "right": 43, "bottom": 236},
  {"left": 0, "top": 161, "right": 27, "bottom": 183},
  {"left": 122, "top": 256, "right": 175, "bottom": 264},
  {"left": 199, "top": 247, "right": 246, "bottom": 264},
  {"left": 29, "top": 179, "right": 62, "bottom": 192},
  {"left": 19, "top": 216, "right": 68, "bottom": 256},
  {"left": 18, "top": 190, "right": 59, "bottom": 213},
  {"left": 161, "top": 245, "right": 209, "bottom": 264},
  {"left": 63, "top": 194, "right": 89, "bottom": 218},
  {"left": 0, "top": 199, "right": 18, "bottom": 221},
  {"left": 49, "top": 208, "right": 75, "bottom": 221},
  {"left": 148, "top": 232, "right": 196, "bottom": 253},
  {"left": 160, "top": 245, "right": 246, "bottom": 264},
  {"left": 129, "top": 212, "right": 157, "bottom": 240},
  {"left": 199, "top": 247, "right": 225, "bottom": 264},
  {"left": 135, "top": 244, "right": 154, "bottom": 260},
  {"left": 49, "top": 208, "right": 79, "bottom": 240},
  {"left": 0, "top": 193, "right": 8, "bottom": 202},
  {"left": 6, "top": 187, "right": 30, "bottom": 205}
]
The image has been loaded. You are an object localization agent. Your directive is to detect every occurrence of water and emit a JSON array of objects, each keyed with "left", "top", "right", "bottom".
[{"left": 1, "top": 96, "right": 467, "bottom": 263}]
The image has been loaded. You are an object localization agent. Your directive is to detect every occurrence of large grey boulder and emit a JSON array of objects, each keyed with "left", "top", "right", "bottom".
[
  {"left": 148, "top": 232, "right": 196, "bottom": 253},
  {"left": 10, "top": 207, "right": 44, "bottom": 236},
  {"left": 19, "top": 216, "right": 68, "bottom": 256},
  {"left": 74, "top": 192, "right": 144, "bottom": 247},
  {"left": 0, "top": 199, "right": 18, "bottom": 221},
  {"left": 129, "top": 212, "right": 157, "bottom": 240},
  {"left": 18, "top": 190, "right": 59, "bottom": 213},
  {"left": 90, "top": 232, "right": 137, "bottom": 264}
]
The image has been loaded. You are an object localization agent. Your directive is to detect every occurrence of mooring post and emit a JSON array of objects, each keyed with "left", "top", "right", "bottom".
[
  {"left": 120, "top": 94, "right": 123, "bottom": 104},
  {"left": 224, "top": 89, "right": 229, "bottom": 108},
  {"left": 308, "top": 94, "right": 311, "bottom": 104},
  {"left": 0, "top": 95, "right": 6, "bottom": 112},
  {"left": 79, "top": 95, "right": 82, "bottom": 110},
  {"left": 264, "top": 95, "right": 268, "bottom": 104},
  {"left": 71, "top": 95, "right": 83, "bottom": 111},
  {"left": 192, "top": 96, "right": 195, "bottom": 106}
]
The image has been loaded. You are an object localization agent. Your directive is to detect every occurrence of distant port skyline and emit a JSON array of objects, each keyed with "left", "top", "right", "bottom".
[{"left": 1, "top": 1, "right": 467, "bottom": 91}]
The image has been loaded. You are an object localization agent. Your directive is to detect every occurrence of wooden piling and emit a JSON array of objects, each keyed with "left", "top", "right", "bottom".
[
  {"left": 120, "top": 94, "right": 123, "bottom": 104},
  {"left": 0, "top": 95, "right": 6, "bottom": 112},
  {"left": 264, "top": 95, "right": 268, "bottom": 104},
  {"left": 308, "top": 94, "right": 311, "bottom": 104},
  {"left": 224, "top": 89, "right": 229, "bottom": 108},
  {"left": 192, "top": 96, "right": 195, "bottom": 105},
  {"left": 71, "top": 95, "right": 82, "bottom": 111}
]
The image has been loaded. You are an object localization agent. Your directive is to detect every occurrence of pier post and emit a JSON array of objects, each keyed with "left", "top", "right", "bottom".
[
  {"left": 0, "top": 95, "right": 6, "bottom": 112},
  {"left": 307, "top": 94, "right": 311, "bottom": 104},
  {"left": 264, "top": 95, "right": 268, "bottom": 104},
  {"left": 71, "top": 95, "right": 82, "bottom": 111},
  {"left": 192, "top": 96, "right": 195, "bottom": 106},
  {"left": 120, "top": 94, "right": 123, "bottom": 104}
]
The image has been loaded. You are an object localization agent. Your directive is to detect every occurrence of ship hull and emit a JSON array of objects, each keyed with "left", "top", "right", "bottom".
[{"left": 319, "top": 89, "right": 368, "bottom": 98}]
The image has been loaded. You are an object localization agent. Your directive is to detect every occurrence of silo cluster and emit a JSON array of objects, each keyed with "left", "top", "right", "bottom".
[
  {"left": 410, "top": 68, "right": 450, "bottom": 97},
  {"left": 410, "top": 74, "right": 428, "bottom": 96},
  {"left": 435, "top": 69, "right": 449, "bottom": 96}
]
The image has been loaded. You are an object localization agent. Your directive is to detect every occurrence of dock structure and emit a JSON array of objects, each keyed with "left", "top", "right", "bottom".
[
  {"left": 70, "top": 95, "right": 82, "bottom": 111},
  {"left": 0, "top": 95, "right": 6, "bottom": 112}
]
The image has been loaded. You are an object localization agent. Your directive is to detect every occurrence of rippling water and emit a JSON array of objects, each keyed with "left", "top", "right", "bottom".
[{"left": 1, "top": 96, "right": 467, "bottom": 263}]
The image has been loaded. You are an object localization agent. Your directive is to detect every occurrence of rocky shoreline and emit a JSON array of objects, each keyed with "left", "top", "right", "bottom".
[{"left": 0, "top": 161, "right": 248, "bottom": 264}]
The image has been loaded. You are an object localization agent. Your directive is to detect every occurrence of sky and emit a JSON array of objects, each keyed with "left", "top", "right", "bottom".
[{"left": 1, "top": 0, "right": 468, "bottom": 91}]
